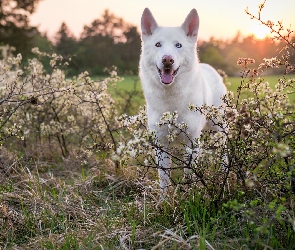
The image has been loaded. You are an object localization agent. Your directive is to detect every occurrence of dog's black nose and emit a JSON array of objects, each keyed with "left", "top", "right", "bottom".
[{"left": 162, "top": 55, "right": 174, "bottom": 66}]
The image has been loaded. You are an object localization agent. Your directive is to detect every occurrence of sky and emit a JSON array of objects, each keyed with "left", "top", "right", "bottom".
[{"left": 29, "top": 0, "right": 295, "bottom": 41}]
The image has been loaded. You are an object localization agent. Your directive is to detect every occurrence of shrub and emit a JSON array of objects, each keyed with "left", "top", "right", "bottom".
[
  {"left": 0, "top": 46, "right": 122, "bottom": 162},
  {"left": 0, "top": 3, "right": 294, "bottom": 248}
]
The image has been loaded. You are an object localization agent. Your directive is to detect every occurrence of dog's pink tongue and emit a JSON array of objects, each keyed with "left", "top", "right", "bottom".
[{"left": 161, "top": 71, "right": 173, "bottom": 84}]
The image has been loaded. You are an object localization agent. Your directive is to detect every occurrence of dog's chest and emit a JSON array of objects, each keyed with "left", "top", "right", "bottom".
[
  {"left": 147, "top": 93, "right": 205, "bottom": 138},
  {"left": 146, "top": 84, "right": 203, "bottom": 113},
  {"left": 147, "top": 106, "right": 205, "bottom": 144}
]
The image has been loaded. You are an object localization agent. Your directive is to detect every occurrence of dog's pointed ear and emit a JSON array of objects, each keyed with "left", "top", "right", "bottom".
[
  {"left": 141, "top": 8, "right": 158, "bottom": 37},
  {"left": 181, "top": 9, "right": 199, "bottom": 42}
]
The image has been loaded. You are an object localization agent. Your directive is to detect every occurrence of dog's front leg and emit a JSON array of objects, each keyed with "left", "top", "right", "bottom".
[
  {"left": 155, "top": 148, "right": 171, "bottom": 192},
  {"left": 184, "top": 129, "right": 202, "bottom": 178},
  {"left": 184, "top": 150, "right": 196, "bottom": 177},
  {"left": 208, "top": 120, "right": 229, "bottom": 170},
  {"left": 184, "top": 143, "right": 200, "bottom": 182}
]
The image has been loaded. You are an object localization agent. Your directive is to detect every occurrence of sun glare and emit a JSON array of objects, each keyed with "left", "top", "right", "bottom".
[{"left": 253, "top": 24, "right": 270, "bottom": 39}]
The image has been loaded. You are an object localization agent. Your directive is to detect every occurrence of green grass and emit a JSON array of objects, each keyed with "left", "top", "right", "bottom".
[
  {"left": 228, "top": 74, "right": 295, "bottom": 102},
  {"left": 107, "top": 74, "right": 295, "bottom": 108},
  {"left": 102, "top": 75, "right": 145, "bottom": 114}
]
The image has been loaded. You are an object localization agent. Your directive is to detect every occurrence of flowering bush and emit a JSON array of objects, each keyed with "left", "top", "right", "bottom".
[
  {"left": 0, "top": 46, "right": 122, "bottom": 163},
  {"left": 0, "top": 4, "right": 294, "bottom": 247}
]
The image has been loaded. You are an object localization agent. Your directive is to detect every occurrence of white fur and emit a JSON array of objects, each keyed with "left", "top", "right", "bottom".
[{"left": 139, "top": 8, "right": 227, "bottom": 191}]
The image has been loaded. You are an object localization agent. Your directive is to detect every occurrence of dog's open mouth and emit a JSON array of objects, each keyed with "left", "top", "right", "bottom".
[{"left": 157, "top": 66, "right": 179, "bottom": 84}]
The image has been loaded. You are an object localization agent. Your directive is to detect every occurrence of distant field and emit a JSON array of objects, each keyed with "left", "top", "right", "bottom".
[
  {"left": 227, "top": 74, "right": 295, "bottom": 103},
  {"left": 106, "top": 74, "right": 295, "bottom": 106}
]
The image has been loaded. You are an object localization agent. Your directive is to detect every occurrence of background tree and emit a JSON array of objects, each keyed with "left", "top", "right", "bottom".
[
  {"left": 75, "top": 9, "right": 141, "bottom": 75},
  {"left": 198, "top": 34, "right": 283, "bottom": 76},
  {"left": 29, "top": 32, "right": 52, "bottom": 54},
  {"left": 199, "top": 38, "right": 229, "bottom": 73},
  {"left": 118, "top": 26, "right": 141, "bottom": 73},
  {"left": 55, "top": 22, "right": 77, "bottom": 57},
  {"left": 55, "top": 22, "right": 78, "bottom": 74},
  {"left": 0, "top": 0, "right": 42, "bottom": 59}
]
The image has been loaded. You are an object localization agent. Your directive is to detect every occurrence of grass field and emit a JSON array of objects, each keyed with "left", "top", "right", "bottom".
[{"left": 108, "top": 74, "right": 295, "bottom": 109}]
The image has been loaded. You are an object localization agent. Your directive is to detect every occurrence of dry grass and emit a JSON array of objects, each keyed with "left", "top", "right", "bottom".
[
  {"left": 1, "top": 145, "right": 294, "bottom": 249},
  {"left": 1, "top": 147, "right": 205, "bottom": 249}
]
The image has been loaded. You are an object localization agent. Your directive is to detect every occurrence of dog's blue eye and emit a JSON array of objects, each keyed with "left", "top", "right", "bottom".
[
  {"left": 155, "top": 42, "right": 161, "bottom": 47},
  {"left": 175, "top": 43, "right": 182, "bottom": 48}
]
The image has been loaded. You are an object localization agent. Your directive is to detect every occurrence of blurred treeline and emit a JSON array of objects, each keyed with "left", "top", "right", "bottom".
[{"left": 1, "top": 0, "right": 294, "bottom": 76}]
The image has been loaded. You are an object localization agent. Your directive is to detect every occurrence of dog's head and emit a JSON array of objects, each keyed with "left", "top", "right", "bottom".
[{"left": 141, "top": 8, "right": 199, "bottom": 85}]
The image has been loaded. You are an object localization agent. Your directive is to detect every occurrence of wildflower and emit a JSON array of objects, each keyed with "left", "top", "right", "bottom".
[
  {"left": 188, "top": 103, "right": 196, "bottom": 111},
  {"left": 67, "top": 115, "right": 75, "bottom": 122},
  {"left": 272, "top": 143, "right": 290, "bottom": 157},
  {"left": 237, "top": 57, "right": 255, "bottom": 66},
  {"left": 208, "top": 131, "right": 227, "bottom": 148},
  {"left": 225, "top": 107, "right": 238, "bottom": 122},
  {"left": 186, "top": 147, "right": 193, "bottom": 154}
]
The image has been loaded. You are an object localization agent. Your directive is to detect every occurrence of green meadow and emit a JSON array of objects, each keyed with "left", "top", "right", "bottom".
[{"left": 107, "top": 74, "right": 295, "bottom": 107}]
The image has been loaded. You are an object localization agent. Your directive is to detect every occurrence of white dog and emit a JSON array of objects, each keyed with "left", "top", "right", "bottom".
[{"left": 139, "top": 8, "right": 227, "bottom": 191}]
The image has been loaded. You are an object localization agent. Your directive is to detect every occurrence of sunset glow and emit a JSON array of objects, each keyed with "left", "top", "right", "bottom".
[
  {"left": 29, "top": 0, "right": 295, "bottom": 41},
  {"left": 252, "top": 24, "right": 271, "bottom": 39}
]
